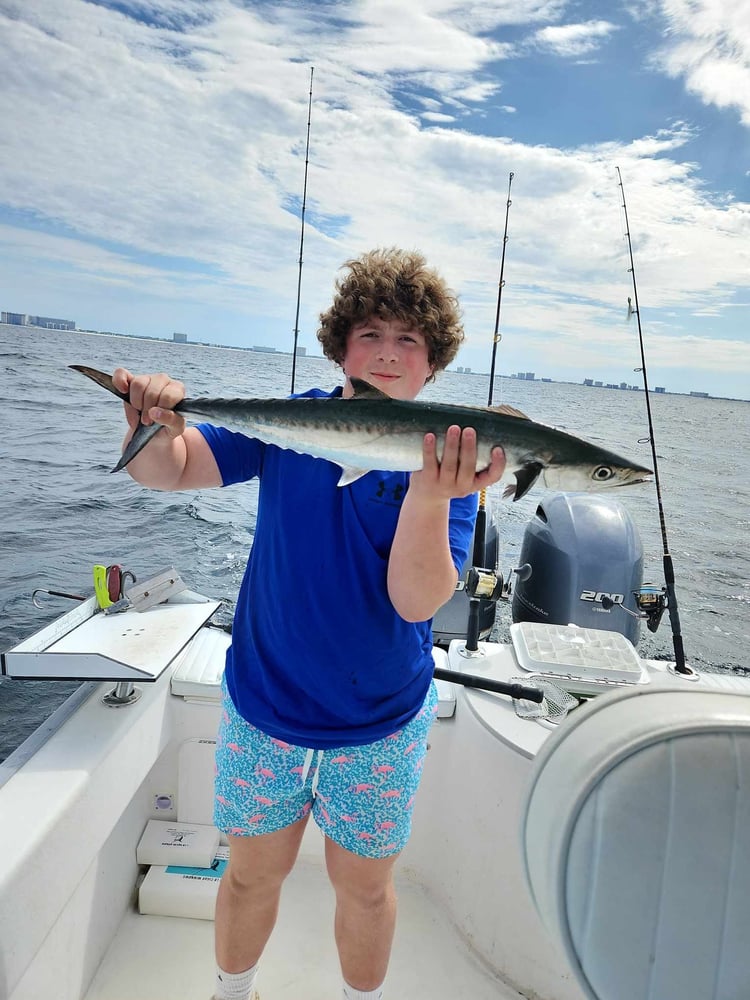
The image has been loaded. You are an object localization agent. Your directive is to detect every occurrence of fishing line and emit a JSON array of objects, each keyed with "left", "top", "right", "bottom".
[
  {"left": 616, "top": 166, "right": 690, "bottom": 674},
  {"left": 290, "top": 66, "right": 314, "bottom": 395}
]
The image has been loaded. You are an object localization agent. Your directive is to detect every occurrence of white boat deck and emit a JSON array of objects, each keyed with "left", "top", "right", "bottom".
[{"left": 84, "top": 858, "right": 524, "bottom": 1000}]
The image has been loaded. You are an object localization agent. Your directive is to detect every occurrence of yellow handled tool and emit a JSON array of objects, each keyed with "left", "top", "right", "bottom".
[{"left": 93, "top": 565, "right": 114, "bottom": 609}]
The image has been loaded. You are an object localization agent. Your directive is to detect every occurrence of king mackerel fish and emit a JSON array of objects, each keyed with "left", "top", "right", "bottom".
[{"left": 70, "top": 365, "right": 652, "bottom": 501}]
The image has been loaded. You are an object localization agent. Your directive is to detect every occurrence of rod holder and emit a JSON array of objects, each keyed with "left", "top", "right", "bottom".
[{"left": 102, "top": 681, "right": 142, "bottom": 708}]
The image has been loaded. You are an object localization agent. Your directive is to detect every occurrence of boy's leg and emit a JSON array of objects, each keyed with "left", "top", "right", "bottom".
[
  {"left": 213, "top": 678, "right": 317, "bottom": 977},
  {"left": 314, "top": 683, "right": 439, "bottom": 992},
  {"left": 325, "top": 836, "right": 399, "bottom": 991},
  {"left": 215, "top": 817, "right": 309, "bottom": 973}
]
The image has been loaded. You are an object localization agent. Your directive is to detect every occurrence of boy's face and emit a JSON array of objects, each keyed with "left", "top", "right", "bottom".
[{"left": 342, "top": 316, "right": 434, "bottom": 400}]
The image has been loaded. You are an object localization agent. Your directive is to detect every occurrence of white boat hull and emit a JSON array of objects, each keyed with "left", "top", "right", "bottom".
[{"left": 2, "top": 615, "right": 750, "bottom": 1000}]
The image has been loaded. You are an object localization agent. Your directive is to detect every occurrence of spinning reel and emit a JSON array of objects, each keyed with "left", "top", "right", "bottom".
[{"left": 600, "top": 583, "right": 666, "bottom": 634}]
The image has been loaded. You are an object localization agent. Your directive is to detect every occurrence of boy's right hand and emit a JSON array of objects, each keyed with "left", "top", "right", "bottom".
[{"left": 112, "top": 368, "right": 188, "bottom": 440}]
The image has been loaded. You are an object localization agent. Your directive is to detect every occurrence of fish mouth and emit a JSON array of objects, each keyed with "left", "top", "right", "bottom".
[{"left": 612, "top": 474, "right": 653, "bottom": 487}]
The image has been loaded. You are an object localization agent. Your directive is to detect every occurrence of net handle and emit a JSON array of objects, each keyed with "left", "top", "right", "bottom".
[{"left": 433, "top": 665, "right": 544, "bottom": 704}]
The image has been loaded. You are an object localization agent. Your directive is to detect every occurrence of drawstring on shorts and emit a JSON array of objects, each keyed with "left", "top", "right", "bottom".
[{"left": 300, "top": 747, "right": 324, "bottom": 797}]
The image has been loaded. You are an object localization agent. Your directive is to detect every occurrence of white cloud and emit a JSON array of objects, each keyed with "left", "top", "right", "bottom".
[
  {"left": 532, "top": 20, "right": 618, "bottom": 57},
  {"left": 447, "top": 81, "right": 504, "bottom": 104},
  {"left": 652, "top": 0, "right": 750, "bottom": 125}
]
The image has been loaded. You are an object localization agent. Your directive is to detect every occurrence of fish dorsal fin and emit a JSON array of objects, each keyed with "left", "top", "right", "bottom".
[
  {"left": 348, "top": 377, "right": 393, "bottom": 401},
  {"left": 490, "top": 403, "right": 530, "bottom": 420}
]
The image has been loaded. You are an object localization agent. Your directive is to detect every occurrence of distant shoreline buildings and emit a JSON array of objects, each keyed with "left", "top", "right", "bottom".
[
  {"left": 583, "top": 377, "right": 645, "bottom": 392},
  {"left": 0, "top": 312, "right": 306, "bottom": 358},
  {"left": 1, "top": 313, "right": 715, "bottom": 398},
  {"left": 2, "top": 311, "right": 76, "bottom": 331},
  {"left": 455, "top": 369, "right": 715, "bottom": 398}
]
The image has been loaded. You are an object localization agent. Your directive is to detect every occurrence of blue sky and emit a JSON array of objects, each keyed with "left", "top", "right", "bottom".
[{"left": 1, "top": 0, "right": 749, "bottom": 398}]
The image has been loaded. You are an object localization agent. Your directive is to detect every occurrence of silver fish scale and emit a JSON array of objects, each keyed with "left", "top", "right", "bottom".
[{"left": 180, "top": 397, "right": 430, "bottom": 473}]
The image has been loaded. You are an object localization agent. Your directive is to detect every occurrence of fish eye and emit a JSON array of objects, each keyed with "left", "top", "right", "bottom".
[{"left": 592, "top": 465, "right": 615, "bottom": 482}]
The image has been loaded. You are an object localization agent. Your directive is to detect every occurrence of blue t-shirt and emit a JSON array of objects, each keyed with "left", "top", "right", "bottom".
[{"left": 198, "top": 386, "right": 478, "bottom": 749}]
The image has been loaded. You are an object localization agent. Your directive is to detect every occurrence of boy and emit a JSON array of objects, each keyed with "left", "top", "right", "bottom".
[{"left": 114, "top": 248, "right": 505, "bottom": 1000}]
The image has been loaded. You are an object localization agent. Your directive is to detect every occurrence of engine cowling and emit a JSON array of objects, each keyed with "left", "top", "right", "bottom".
[{"left": 511, "top": 493, "right": 644, "bottom": 646}]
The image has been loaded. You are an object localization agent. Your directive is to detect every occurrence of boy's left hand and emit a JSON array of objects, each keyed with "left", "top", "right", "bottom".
[{"left": 410, "top": 426, "right": 506, "bottom": 500}]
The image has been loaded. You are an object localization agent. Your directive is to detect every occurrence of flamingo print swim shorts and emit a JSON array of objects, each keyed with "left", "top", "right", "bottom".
[{"left": 214, "top": 677, "right": 438, "bottom": 858}]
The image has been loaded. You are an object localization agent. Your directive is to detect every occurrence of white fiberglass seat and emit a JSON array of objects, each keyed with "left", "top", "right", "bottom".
[{"left": 522, "top": 684, "right": 750, "bottom": 1000}]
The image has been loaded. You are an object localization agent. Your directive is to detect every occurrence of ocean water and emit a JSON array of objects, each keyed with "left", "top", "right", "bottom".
[{"left": 1, "top": 323, "right": 748, "bottom": 762}]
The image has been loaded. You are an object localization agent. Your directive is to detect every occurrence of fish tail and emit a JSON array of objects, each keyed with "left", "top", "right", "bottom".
[
  {"left": 110, "top": 421, "right": 164, "bottom": 473},
  {"left": 69, "top": 365, "right": 164, "bottom": 472},
  {"left": 69, "top": 365, "right": 130, "bottom": 402}
]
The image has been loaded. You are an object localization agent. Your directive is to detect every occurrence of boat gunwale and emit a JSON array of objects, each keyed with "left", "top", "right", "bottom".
[{"left": 0, "top": 681, "right": 97, "bottom": 790}]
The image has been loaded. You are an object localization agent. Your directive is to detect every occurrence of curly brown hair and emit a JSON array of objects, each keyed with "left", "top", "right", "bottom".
[{"left": 317, "top": 248, "right": 464, "bottom": 381}]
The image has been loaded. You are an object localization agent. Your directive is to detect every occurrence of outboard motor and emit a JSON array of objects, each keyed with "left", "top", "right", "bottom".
[{"left": 512, "top": 493, "right": 644, "bottom": 646}]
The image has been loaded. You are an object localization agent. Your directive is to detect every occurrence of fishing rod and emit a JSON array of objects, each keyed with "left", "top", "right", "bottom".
[
  {"left": 616, "top": 166, "right": 690, "bottom": 674},
  {"left": 487, "top": 171, "right": 514, "bottom": 407},
  {"left": 464, "top": 171, "right": 514, "bottom": 652},
  {"left": 290, "top": 66, "right": 314, "bottom": 394}
]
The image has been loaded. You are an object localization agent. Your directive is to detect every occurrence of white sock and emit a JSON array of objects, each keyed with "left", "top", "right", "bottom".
[
  {"left": 214, "top": 962, "right": 259, "bottom": 1000},
  {"left": 342, "top": 982, "right": 384, "bottom": 1000}
]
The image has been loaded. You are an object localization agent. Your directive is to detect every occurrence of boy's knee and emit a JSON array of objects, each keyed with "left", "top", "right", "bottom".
[
  {"left": 225, "top": 854, "right": 290, "bottom": 895},
  {"left": 326, "top": 840, "right": 397, "bottom": 905},
  {"left": 225, "top": 822, "right": 306, "bottom": 892}
]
